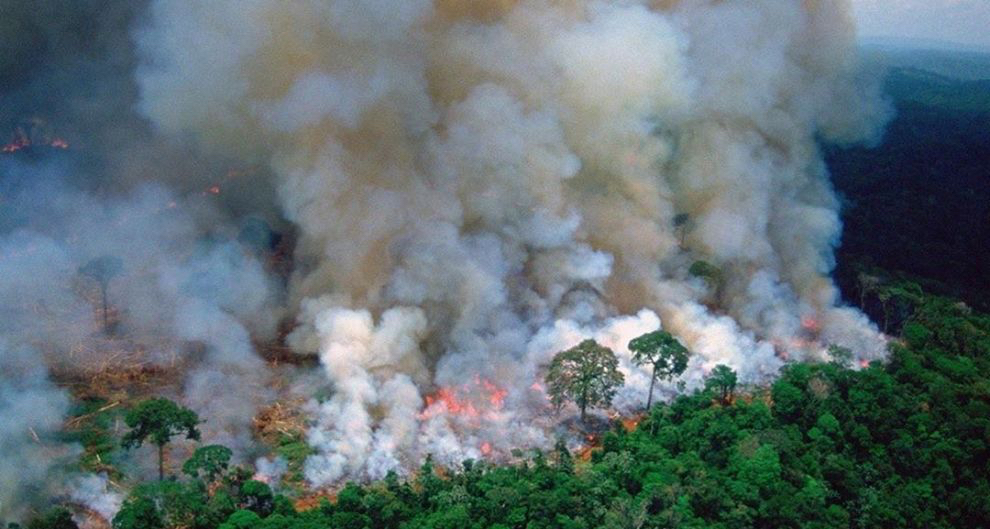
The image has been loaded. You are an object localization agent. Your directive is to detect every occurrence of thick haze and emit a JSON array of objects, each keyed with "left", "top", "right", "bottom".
[
  {"left": 136, "top": 0, "right": 890, "bottom": 487},
  {"left": 853, "top": 0, "right": 990, "bottom": 50},
  {"left": 1, "top": 0, "right": 894, "bottom": 519}
]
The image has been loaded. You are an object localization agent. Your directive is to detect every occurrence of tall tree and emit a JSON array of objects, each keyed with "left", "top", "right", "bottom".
[
  {"left": 706, "top": 365, "right": 738, "bottom": 404},
  {"left": 122, "top": 398, "right": 201, "bottom": 480},
  {"left": 628, "top": 330, "right": 690, "bottom": 409},
  {"left": 78, "top": 255, "right": 123, "bottom": 333},
  {"left": 673, "top": 213, "right": 690, "bottom": 248},
  {"left": 856, "top": 272, "right": 881, "bottom": 310},
  {"left": 545, "top": 339, "right": 625, "bottom": 422}
]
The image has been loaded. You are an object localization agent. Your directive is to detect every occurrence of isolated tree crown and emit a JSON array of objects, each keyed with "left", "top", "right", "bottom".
[
  {"left": 628, "top": 330, "right": 689, "bottom": 378},
  {"left": 78, "top": 255, "right": 124, "bottom": 287},
  {"left": 122, "top": 397, "right": 201, "bottom": 449},
  {"left": 545, "top": 339, "right": 624, "bottom": 418}
]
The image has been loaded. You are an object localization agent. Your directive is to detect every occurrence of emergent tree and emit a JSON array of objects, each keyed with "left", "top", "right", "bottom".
[
  {"left": 78, "top": 255, "right": 123, "bottom": 333},
  {"left": 545, "top": 339, "right": 625, "bottom": 422},
  {"left": 629, "top": 330, "right": 690, "bottom": 409},
  {"left": 122, "top": 398, "right": 201, "bottom": 480}
]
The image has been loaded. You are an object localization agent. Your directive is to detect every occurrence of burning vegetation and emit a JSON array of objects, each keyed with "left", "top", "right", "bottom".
[
  {"left": 1, "top": 120, "right": 69, "bottom": 154},
  {"left": 0, "top": 0, "right": 903, "bottom": 525},
  {"left": 419, "top": 376, "right": 509, "bottom": 422}
]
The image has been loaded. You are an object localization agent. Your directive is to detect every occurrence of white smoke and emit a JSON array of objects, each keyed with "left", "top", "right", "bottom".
[
  {"left": 134, "top": 0, "right": 892, "bottom": 487},
  {"left": 0, "top": 0, "right": 285, "bottom": 514},
  {"left": 0, "top": 169, "right": 280, "bottom": 489},
  {"left": 161, "top": 242, "right": 279, "bottom": 454},
  {"left": 0, "top": 340, "right": 76, "bottom": 519},
  {"left": 68, "top": 474, "right": 123, "bottom": 522},
  {"left": 299, "top": 306, "right": 428, "bottom": 485},
  {"left": 254, "top": 456, "right": 288, "bottom": 487}
]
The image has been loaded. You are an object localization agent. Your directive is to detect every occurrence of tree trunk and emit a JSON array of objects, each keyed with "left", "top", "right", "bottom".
[
  {"left": 101, "top": 283, "right": 109, "bottom": 333},
  {"left": 646, "top": 364, "right": 658, "bottom": 410},
  {"left": 158, "top": 444, "right": 165, "bottom": 481},
  {"left": 580, "top": 388, "right": 588, "bottom": 422}
]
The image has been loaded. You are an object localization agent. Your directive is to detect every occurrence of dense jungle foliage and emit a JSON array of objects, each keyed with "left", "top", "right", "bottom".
[
  {"left": 16, "top": 278, "right": 988, "bottom": 529},
  {"left": 829, "top": 65, "right": 990, "bottom": 311}
]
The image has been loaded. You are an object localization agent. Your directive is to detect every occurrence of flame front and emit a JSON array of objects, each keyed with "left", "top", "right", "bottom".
[
  {"left": 1, "top": 124, "right": 70, "bottom": 154},
  {"left": 419, "top": 376, "right": 508, "bottom": 424}
]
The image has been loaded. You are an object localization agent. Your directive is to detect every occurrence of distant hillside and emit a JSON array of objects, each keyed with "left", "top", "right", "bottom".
[
  {"left": 861, "top": 42, "right": 990, "bottom": 81},
  {"left": 883, "top": 68, "right": 990, "bottom": 112},
  {"left": 828, "top": 62, "right": 990, "bottom": 310}
]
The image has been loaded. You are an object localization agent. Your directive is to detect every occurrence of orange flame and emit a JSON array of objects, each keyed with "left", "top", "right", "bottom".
[
  {"left": 1, "top": 140, "right": 29, "bottom": 153},
  {"left": 480, "top": 377, "right": 508, "bottom": 407},
  {"left": 801, "top": 316, "right": 820, "bottom": 332},
  {"left": 1, "top": 128, "right": 70, "bottom": 153},
  {"left": 418, "top": 376, "right": 508, "bottom": 422},
  {"left": 423, "top": 387, "right": 481, "bottom": 418}
]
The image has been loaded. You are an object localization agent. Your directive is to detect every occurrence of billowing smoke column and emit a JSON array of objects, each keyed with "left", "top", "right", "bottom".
[
  {"left": 0, "top": 1, "right": 286, "bottom": 517},
  {"left": 134, "top": 0, "right": 891, "bottom": 487},
  {"left": 0, "top": 0, "right": 895, "bottom": 509}
]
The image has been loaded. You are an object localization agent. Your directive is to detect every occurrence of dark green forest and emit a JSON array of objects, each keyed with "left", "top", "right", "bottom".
[
  {"left": 829, "top": 66, "right": 990, "bottom": 312},
  {"left": 15, "top": 58, "right": 990, "bottom": 529}
]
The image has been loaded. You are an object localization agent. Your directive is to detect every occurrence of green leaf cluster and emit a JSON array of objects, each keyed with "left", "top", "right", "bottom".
[
  {"left": 545, "top": 339, "right": 625, "bottom": 421},
  {"left": 629, "top": 331, "right": 690, "bottom": 409}
]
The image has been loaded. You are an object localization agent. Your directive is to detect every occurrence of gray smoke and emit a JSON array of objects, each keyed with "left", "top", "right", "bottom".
[
  {"left": 0, "top": 1, "right": 288, "bottom": 518},
  {"left": 0, "top": 160, "right": 281, "bottom": 517},
  {"left": 0, "top": 0, "right": 894, "bottom": 507},
  {"left": 134, "top": 0, "right": 892, "bottom": 488},
  {"left": 0, "top": 340, "right": 76, "bottom": 518},
  {"left": 67, "top": 473, "right": 123, "bottom": 522}
]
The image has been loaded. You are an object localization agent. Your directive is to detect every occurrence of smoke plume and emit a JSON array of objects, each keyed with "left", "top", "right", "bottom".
[
  {"left": 0, "top": 0, "right": 893, "bottom": 507},
  {"left": 0, "top": 159, "right": 281, "bottom": 517},
  {"left": 134, "top": 0, "right": 892, "bottom": 486},
  {"left": 0, "top": 0, "right": 290, "bottom": 518},
  {"left": 0, "top": 340, "right": 76, "bottom": 518},
  {"left": 68, "top": 473, "right": 123, "bottom": 522}
]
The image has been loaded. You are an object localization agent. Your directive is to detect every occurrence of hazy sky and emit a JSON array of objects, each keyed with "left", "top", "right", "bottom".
[{"left": 853, "top": 0, "right": 990, "bottom": 49}]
